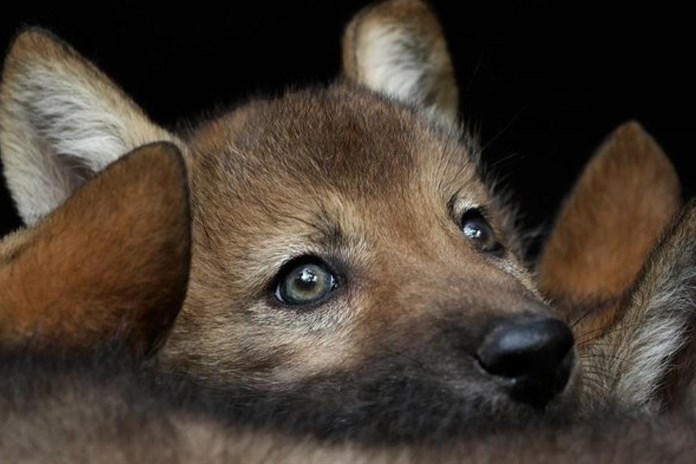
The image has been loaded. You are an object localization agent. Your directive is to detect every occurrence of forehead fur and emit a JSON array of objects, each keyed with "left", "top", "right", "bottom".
[
  {"left": 178, "top": 83, "right": 528, "bottom": 309},
  {"left": 188, "top": 83, "right": 481, "bottom": 201}
]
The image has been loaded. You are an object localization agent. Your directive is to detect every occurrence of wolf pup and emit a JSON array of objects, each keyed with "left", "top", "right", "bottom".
[
  {"left": 0, "top": 0, "right": 682, "bottom": 440},
  {"left": 2, "top": 126, "right": 694, "bottom": 463}
]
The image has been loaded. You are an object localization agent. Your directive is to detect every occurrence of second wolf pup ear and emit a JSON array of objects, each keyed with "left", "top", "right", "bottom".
[
  {"left": 0, "top": 143, "right": 190, "bottom": 356},
  {"left": 537, "top": 121, "right": 681, "bottom": 324},
  {"left": 342, "top": 0, "right": 459, "bottom": 127},
  {"left": 0, "top": 28, "right": 181, "bottom": 226}
]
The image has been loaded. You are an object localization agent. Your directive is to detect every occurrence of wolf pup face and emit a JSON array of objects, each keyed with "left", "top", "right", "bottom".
[{"left": 1, "top": 1, "right": 576, "bottom": 438}]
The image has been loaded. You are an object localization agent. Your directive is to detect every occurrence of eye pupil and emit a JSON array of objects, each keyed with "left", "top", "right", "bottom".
[
  {"left": 276, "top": 260, "right": 336, "bottom": 306},
  {"left": 463, "top": 222, "right": 486, "bottom": 241},
  {"left": 460, "top": 210, "right": 503, "bottom": 256},
  {"left": 295, "top": 268, "right": 319, "bottom": 288}
]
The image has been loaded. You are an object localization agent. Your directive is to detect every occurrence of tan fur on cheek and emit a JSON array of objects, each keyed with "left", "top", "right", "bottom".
[
  {"left": 161, "top": 283, "right": 365, "bottom": 388},
  {"left": 269, "top": 331, "right": 361, "bottom": 384}
]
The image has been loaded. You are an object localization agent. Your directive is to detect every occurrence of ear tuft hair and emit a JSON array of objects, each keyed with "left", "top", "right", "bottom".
[
  {"left": 0, "top": 28, "right": 181, "bottom": 225},
  {"left": 342, "top": 0, "right": 459, "bottom": 127}
]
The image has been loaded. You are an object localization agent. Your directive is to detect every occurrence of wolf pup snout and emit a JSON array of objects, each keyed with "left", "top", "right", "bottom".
[{"left": 477, "top": 316, "right": 575, "bottom": 408}]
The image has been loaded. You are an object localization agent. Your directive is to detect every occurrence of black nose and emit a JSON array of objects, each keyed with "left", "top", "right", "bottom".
[{"left": 476, "top": 317, "right": 574, "bottom": 408}]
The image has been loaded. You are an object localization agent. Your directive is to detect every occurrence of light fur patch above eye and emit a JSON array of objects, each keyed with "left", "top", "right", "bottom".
[
  {"left": 447, "top": 194, "right": 485, "bottom": 226},
  {"left": 245, "top": 245, "right": 317, "bottom": 293}
]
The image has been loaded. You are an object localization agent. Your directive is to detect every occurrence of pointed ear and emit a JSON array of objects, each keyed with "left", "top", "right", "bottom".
[
  {"left": 0, "top": 28, "right": 182, "bottom": 226},
  {"left": 583, "top": 199, "right": 696, "bottom": 413},
  {"left": 537, "top": 121, "right": 681, "bottom": 328},
  {"left": 342, "top": 0, "right": 459, "bottom": 127},
  {"left": 0, "top": 142, "right": 190, "bottom": 356}
]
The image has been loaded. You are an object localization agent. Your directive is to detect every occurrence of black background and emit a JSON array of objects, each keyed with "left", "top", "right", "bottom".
[{"left": 1, "top": 1, "right": 693, "bottom": 254}]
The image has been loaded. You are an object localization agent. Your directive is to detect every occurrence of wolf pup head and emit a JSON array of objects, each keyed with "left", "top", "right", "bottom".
[{"left": 2, "top": 0, "right": 585, "bottom": 439}]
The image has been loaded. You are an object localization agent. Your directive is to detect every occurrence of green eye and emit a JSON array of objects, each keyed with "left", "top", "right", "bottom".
[
  {"left": 275, "top": 260, "right": 337, "bottom": 306},
  {"left": 460, "top": 209, "right": 503, "bottom": 255}
]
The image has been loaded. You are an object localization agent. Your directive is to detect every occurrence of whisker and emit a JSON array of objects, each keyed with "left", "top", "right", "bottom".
[
  {"left": 575, "top": 321, "right": 646, "bottom": 345},
  {"left": 569, "top": 305, "right": 600, "bottom": 329},
  {"left": 480, "top": 103, "right": 533, "bottom": 154},
  {"left": 461, "top": 53, "right": 485, "bottom": 102},
  {"left": 488, "top": 151, "right": 523, "bottom": 170}
]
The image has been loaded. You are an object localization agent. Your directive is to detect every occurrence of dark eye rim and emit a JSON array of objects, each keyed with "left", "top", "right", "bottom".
[
  {"left": 460, "top": 208, "right": 505, "bottom": 257},
  {"left": 270, "top": 255, "right": 340, "bottom": 308}
]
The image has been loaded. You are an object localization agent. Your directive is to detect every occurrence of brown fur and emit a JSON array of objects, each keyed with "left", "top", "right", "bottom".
[
  {"left": 536, "top": 121, "right": 696, "bottom": 415},
  {"left": 537, "top": 121, "right": 681, "bottom": 337},
  {"left": 1, "top": 353, "right": 694, "bottom": 463},
  {"left": 0, "top": 143, "right": 190, "bottom": 355},
  {"left": 579, "top": 199, "right": 696, "bottom": 414}
]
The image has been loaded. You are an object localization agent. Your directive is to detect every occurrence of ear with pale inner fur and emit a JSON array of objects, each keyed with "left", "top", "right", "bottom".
[
  {"left": 0, "top": 142, "right": 190, "bottom": 356},
  {"left": 536, "top": 121, "right": 681, "bottom": 336},
  {"left": 342, "top": 0, "right": 459, "bottom": 127},
  {"left": 0, "top": 28, "right": 181, "bottom": 226}
]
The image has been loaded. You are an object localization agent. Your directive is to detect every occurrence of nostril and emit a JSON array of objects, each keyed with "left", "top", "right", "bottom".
[
  {"left": 476, "top": 317, "right": 574, "bottom": 408},
  {"left": 477, "top": 318, "right": 574, "bottom": 378}
]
